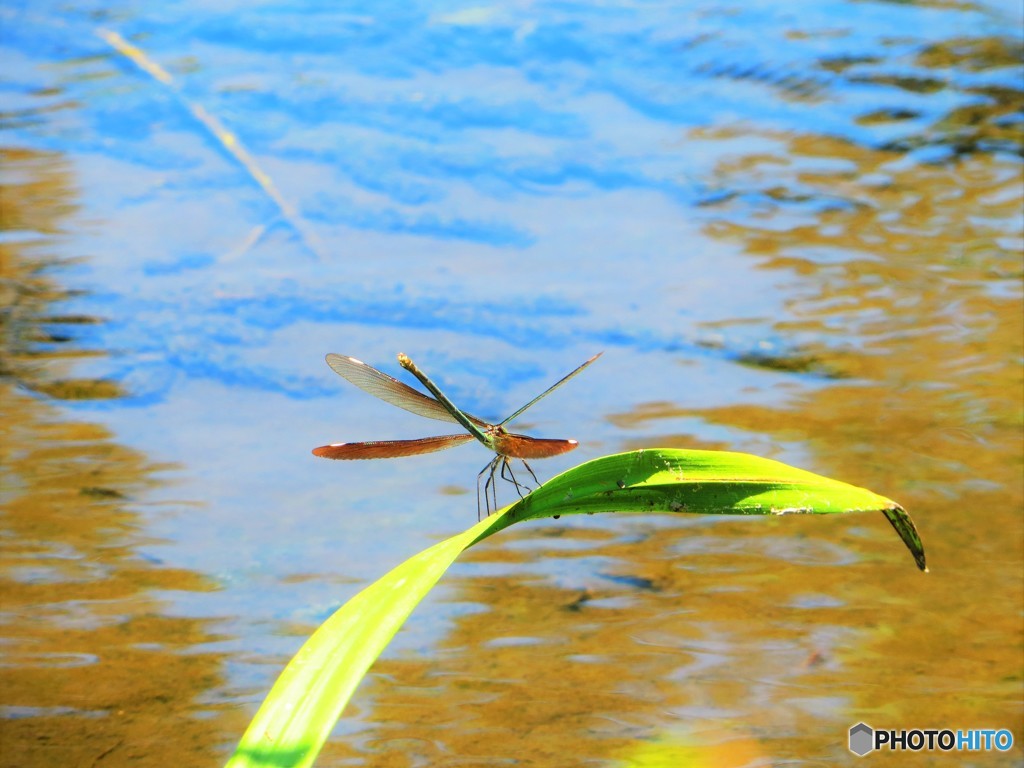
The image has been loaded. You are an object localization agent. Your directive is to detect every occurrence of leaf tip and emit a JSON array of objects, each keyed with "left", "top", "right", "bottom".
[{"left": 881, "top": 505, "right": 927, "bottom": 572}]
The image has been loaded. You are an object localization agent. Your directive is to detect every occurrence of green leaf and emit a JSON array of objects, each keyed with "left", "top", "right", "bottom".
[
  {"left": 225, "top": 514, "right": 507, "bottom": 768},
  {"left": 226, "top": 449, "right": 925, "bottom": 768},
  {"left": 490, "top": 450, "right": 927, "bottom": 571}
]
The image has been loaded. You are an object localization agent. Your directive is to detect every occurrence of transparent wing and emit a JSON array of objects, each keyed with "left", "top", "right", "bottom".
[
  {"left": 325, "top": 354, "right": 486, "bottom": 426},
  {"left": 500, "top": 352, "right": 602, "bottom": 425},
  {"left": 312, "top": 434, "right": 475, "bottom": 459}
]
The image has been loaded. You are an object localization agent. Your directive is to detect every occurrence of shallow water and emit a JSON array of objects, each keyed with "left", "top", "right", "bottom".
[{"left": 1, "top": 1, "right": 1022, "bottom": 766}]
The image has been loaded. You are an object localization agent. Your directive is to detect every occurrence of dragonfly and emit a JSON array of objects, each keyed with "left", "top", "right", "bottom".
[{"left": 313, "top": 351, "right": 602, "bottom": 516}]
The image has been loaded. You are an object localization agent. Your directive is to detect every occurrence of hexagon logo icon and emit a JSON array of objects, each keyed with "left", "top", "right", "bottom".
[{"left": 849, "top": 722, "right": 874, "bottom": 756}]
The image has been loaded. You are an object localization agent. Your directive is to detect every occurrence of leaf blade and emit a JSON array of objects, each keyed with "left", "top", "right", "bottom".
[{"left": 227, "top": 448, "right": 925, "bottom": 767}]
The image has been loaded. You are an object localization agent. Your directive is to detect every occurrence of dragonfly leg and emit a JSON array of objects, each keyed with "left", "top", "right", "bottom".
[
  {"left": 489, "top": 456, "right": 501, "bottom": 514},
  {"left": 478, "top": 455, "right": 502, "bottom": 519},
  {"left": 477, "top": 460, "right": 489, "bottom": 520},
  {"left": 500, "top": 457, "right": 532, "bottom": 498},
  {"left": 475, "top": 463, "right": 484, "bottom": 521},
  {"left": 477, "top": 455, "right": 541, "bottom": 518},
  {"left": 520, "top": 459, "right": 540, "bottom": 488}
]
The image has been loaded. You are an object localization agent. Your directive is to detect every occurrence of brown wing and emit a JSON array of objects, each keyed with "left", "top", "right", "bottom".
[
  {"left": 312, "top": 434, "right": 475, "bottom": 459},
  {"left": 491, "top": 433, "right": 579, "bottom": 460}
]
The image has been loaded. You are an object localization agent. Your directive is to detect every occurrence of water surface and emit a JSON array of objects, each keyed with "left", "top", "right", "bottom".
[{"left": 1, "top": 1, "right": 1021, "bottom": 765}]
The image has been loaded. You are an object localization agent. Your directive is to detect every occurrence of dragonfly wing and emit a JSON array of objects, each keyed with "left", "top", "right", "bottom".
[
  {"left": 326, "top": 354, "right": 487, "bottom": 426},
  {"left": 313, "top": 433, "right": 475, "bottom": 459},
  {"left": 492, "top": 432, "right": 579, "bottom": 459},
  {"left": 500, "top": 352, "right": 602, "bottom": 425}
]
